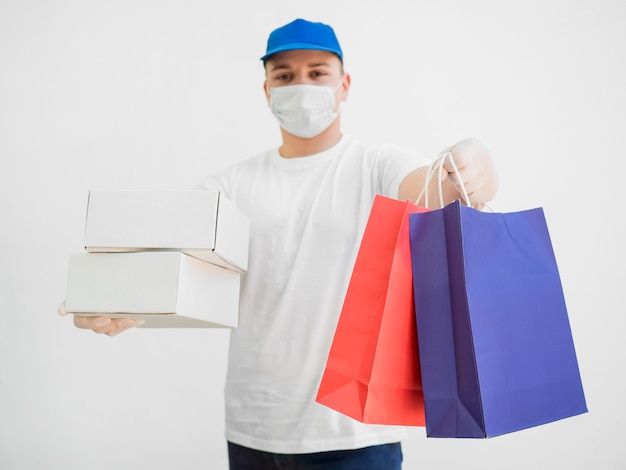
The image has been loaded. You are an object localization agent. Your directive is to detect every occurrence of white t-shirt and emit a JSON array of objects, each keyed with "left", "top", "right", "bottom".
[{"left": 198, "top": 136, "right": 428, "bottom": 454}]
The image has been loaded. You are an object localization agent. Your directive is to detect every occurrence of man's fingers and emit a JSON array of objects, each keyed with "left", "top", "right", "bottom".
[
  {"left": 458, "top": 173, "right": 485, "bottom": 195},
  {"left": 445, "top": 166, "right": 477, "bottom": 188},
  {"left": 104, "top": 320, "right": 142, "bottom": 337},
  {"left": 72, "top": 315, "right": 144, "bottom": 335},
  {"left": 442, "top": 153, "right": 469, "bottom": 173},
  {"left": 442, "top": 137, "right": 487, "bottom": 173},
  {"left": 74, "top": 315, "right": 109, "bottom": 330}
]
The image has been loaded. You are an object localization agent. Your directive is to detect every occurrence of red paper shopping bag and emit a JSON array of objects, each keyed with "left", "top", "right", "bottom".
[{"left": 316, "top": 195, "right": 428, "bottom": 425}]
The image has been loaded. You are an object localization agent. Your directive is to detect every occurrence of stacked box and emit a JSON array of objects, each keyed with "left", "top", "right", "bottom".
[{"left": 64, "top": 190, "right": 249, "bottom": 328}]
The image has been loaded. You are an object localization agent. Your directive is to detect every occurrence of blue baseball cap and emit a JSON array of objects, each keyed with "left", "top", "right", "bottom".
[{"left": 261, "top": 19, "right": 343, "bottom": 62}]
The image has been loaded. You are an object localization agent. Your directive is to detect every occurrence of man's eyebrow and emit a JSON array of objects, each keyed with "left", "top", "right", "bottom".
[
  {"left": 269, "top": 63, "right": 291, "bottom": 73},
  {"left": 308, "top": 61, "right": 332, "bottom": 68},
  {"left": 268, "top": 61, "right": 332, "bottom": 73}
]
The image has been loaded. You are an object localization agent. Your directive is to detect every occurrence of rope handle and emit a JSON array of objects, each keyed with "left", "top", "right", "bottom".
[{"left": 415, "top": 151, "right": 471, "bottom": 208}]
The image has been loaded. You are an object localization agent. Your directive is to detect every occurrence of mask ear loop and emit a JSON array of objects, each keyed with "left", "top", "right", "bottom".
[{"left": 414, "top": 152, "right": 471, "bottom": 208}]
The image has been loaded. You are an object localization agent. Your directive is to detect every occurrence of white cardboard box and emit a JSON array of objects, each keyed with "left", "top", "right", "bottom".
[
  {"left": 84, "top": 190, "right": 249, "bottom": 272},
  {"left": 64, "top": 252, "right": 240, "bottom": 328}
]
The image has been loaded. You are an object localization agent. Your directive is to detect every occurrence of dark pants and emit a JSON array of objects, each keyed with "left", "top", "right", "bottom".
[{"left": 227, "top": 441, "right": 403, "bottom": 470}]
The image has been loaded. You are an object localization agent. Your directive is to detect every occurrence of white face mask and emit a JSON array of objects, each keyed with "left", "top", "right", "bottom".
[{"left": 269, "top": 81, "right": 342, "bottom": 139}]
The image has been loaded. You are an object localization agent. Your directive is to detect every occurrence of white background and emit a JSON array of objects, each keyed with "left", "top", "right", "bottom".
[{"left": 1, "top": 0, "right": 624, "bottom": 468}]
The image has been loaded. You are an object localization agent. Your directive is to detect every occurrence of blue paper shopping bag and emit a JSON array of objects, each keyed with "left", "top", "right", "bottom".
[{"left": 409, "top": 200, "right": 587, "bottom": 438}]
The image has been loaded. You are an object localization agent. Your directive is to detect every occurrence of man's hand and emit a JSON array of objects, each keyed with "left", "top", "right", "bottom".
[
  {"left": 58, "top": 301, "right": 143, "bottom": 337},
  {"left": 442, "top": 138, "right": 499, "bottom": 208},
  {"left": 399, "top": 137, "right": 498, "bottom": 208}
]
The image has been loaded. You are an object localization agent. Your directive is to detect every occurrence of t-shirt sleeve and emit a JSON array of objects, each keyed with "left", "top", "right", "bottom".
[
  {"left": 374, "top": 144, "right": 430, "bottom": 199},
  {"left": 195, "top": 168, "right": 236, "bottom": 201},
  {"left": 195, "top": 174, "right": 223, "bottom": 193},
  {"left": 194, "top": 153, "right": 261, "bottom": 201}
]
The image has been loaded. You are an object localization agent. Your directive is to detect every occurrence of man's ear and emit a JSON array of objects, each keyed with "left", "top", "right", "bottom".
[
  {"left": 340, "top": 73, "right": 351, "bottom": 101},
  {"left": 263, "top": 81, "right": 270, "bottom": 104}
]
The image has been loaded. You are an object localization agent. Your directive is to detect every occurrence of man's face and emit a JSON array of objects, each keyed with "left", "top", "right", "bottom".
[{"left": 263, "top": 49, "right": 349, "bottom": 107}]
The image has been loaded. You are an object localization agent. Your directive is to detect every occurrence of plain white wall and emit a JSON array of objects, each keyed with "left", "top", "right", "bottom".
[{"left": 1, "top": 0, "right": 624, "bottom": 468}]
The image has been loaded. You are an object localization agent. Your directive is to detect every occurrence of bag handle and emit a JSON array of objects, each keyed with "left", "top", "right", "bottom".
[{"left": 415, "top": 152, "right": 471, "bottom": 208}]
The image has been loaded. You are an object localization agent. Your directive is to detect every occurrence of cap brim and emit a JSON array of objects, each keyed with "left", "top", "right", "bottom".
[{"left": 261, "top": 43, "right": 342, "bottom": 61}]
